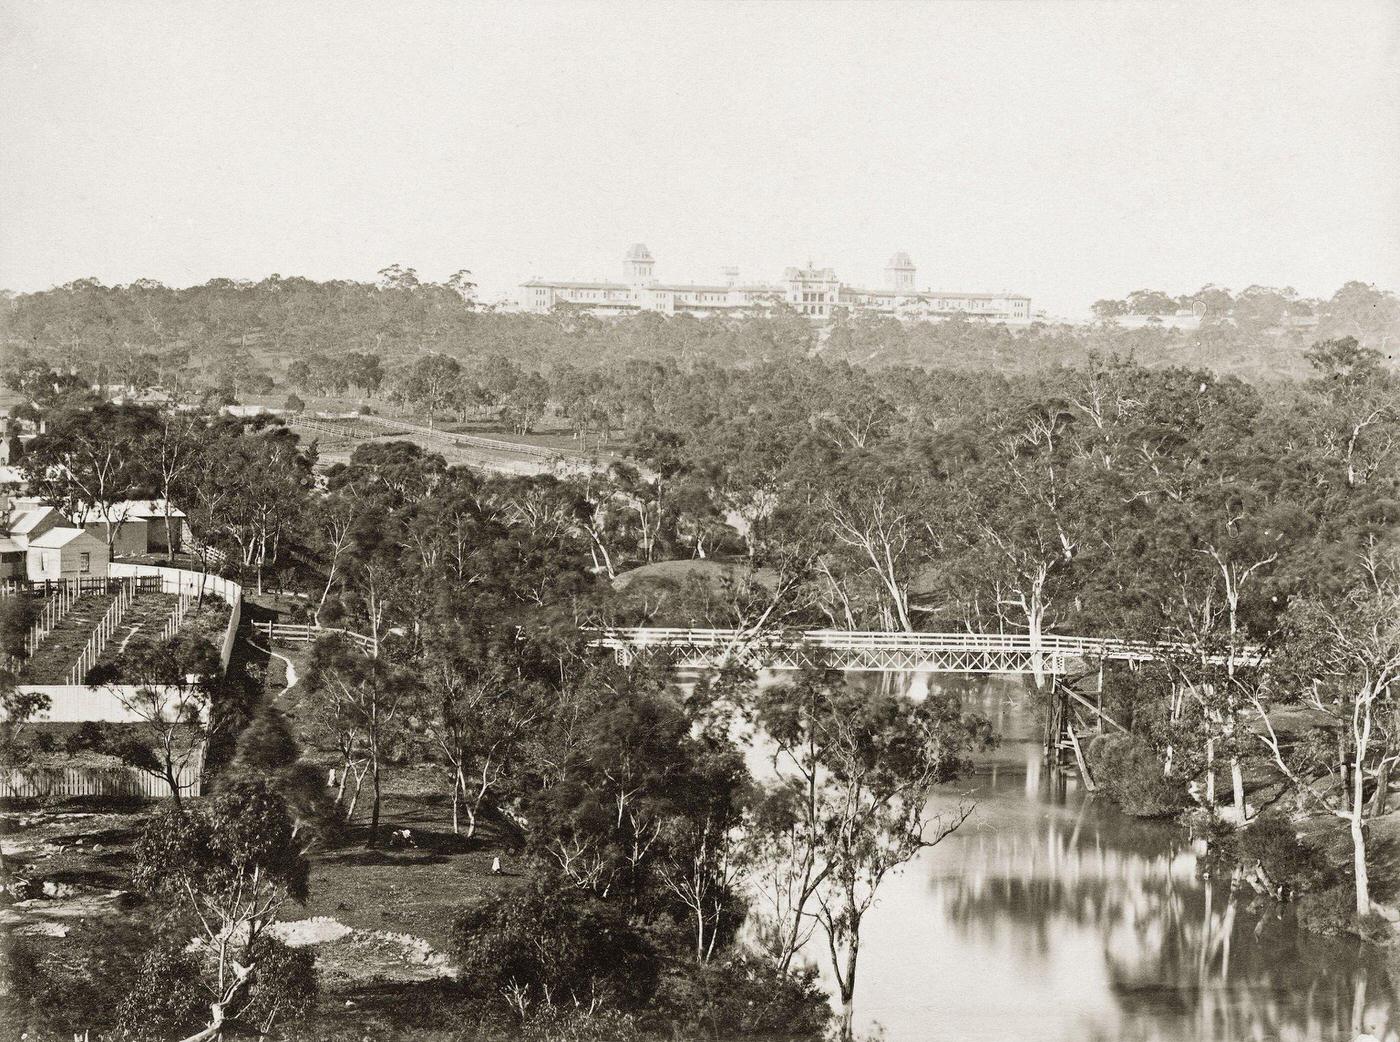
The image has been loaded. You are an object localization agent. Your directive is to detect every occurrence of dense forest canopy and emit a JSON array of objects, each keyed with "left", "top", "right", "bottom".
[
  {"left": 1, "top": 274, "right": 1396, "bottom": 396},
  {"left": 5, "top": 294, "right": 1400, "bottom": 1039}
]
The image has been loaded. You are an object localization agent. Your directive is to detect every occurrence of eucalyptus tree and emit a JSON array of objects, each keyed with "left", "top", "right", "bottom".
[
  {"left": 751, "top": 669, "right": 994, "bottom": 1040},
  {"left": 130, "top": 782, "right": 315, "bottom": 1042},
  {"left": 1255, "top": 570, "right": 1400, "bottom": 916},
  {"left": 21, "top": 402, "right": 159, "bottom": 557},
  {"left": 302, "top": 636, "right": 413, "bottom": 847},
  {"left": 417, "top": 620, "right": 544, "bottom": 836}
]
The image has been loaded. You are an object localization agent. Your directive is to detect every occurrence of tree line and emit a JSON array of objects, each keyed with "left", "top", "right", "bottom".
[{"left": 4, "top": 273, "right": 1397, "bottom": 396}]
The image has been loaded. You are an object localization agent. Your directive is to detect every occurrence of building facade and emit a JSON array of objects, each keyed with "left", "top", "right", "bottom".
[{"left": 520, "top": 246, "right": 1032, "bottom": 323}]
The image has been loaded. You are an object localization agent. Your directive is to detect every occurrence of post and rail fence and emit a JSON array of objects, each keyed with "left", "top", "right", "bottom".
[
  {"left": 352, "top": 413, "right": 603, "bottom": 470},
  {"left": 255, "top": 620, "right": 378, "bottom": 656},
  {"left": 159, "top": 590, "right": 197, "bottom": 644}
]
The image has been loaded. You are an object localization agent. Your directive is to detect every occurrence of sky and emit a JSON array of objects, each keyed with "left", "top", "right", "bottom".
[{"left": 1, "top": 0, "right": 1397, "bottom": 319}]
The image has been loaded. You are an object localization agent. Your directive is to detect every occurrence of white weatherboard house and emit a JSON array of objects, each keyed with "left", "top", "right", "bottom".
[
  {"left": 2, "top": 495, "right": 190, "bottom": 578},
  {"left": 26, "top": 527, "right": 108, "bottom": 581}
]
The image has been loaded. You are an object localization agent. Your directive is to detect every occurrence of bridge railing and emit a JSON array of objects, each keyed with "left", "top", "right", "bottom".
[{"left": 589, "top": 627, "right": 1261, "bottom": 667}]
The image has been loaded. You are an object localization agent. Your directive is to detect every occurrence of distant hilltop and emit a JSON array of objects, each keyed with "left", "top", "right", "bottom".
[{"left": 520, "top": 244, "right": 1035, "bottom": 324}]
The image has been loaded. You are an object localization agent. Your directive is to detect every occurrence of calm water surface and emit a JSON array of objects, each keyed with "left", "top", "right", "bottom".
[{"left": 785, "top": 675, "right": 1399, "bottom": 1042}]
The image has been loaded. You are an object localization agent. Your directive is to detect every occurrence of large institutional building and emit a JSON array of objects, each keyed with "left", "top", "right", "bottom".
[{"left": 519, "top": 245, "right": 1032, "bottom": 323}]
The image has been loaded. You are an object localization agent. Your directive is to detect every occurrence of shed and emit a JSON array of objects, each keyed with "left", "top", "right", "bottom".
[
  {"left": 80, "top": 517, "right": 149, "bottom": 559},
  {"left": 27, "top": 527, "right": 109, "bottom": 582},
  {"left": 0, "top": 537, "right": 24, "bottom": 580},
  {"left": 118, "top": 499, "right": 188, "bottom": 553}
]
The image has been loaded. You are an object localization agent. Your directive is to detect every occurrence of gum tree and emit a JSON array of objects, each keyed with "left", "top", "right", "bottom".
[
  {"left": 752, "top": 669, "right": 994, "bottom": 1040},
  {"left": 1255, "top": 575, "right": 1400, "bottom": 917}
]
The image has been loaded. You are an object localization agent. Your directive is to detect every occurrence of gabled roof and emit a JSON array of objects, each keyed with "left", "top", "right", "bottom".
[
  {"left": 7, "top": 506, "right": 61, "bottom": 535},
  {"left": 30, "top": 526, "right": 102, "bottom": 549},
  {"left": 117, "top": 498, "right": 187, "bottom": 519},
  {"left": 66, "top": 500, "right": 174, "bottom": 525}
]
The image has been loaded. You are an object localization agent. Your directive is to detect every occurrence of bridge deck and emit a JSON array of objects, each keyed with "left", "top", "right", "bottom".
[{"left": 590, "top": 627, "right": 1257, "bottom": 675}]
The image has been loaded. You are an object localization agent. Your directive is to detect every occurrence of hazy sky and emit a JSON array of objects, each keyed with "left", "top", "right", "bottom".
[{"left": 2, "top": 0, "right": 1397, "bottom": 317}]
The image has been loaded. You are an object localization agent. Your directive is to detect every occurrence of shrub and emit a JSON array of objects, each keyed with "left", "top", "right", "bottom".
[
  {"left": 116, "top": 940, "right": 206, "bottom": 1042},
  {"left": 1086, "top": 734, "right": 1186, "bottom": 817},
  {"left": 0, "top": 595, "right": 38, "bottom": 660},
  {"left": 1, "top": 918, "right": 152, "bottom": 1038},
  {"left": 63, "top": 720, "right": 109, "bottom": 755},
  {"left": 519, "top": 1006, "right": 643, "bottom": 1042},
  {"left": 654, "top": 955, "right": 831, "bottom": 1040},
  {"left": 452, "top": 877, "right": 659, "bottom": 1019},
  {"left": 1296, "top": 884, "right": 1357, "bottom": 937},
  {"left": 1239, "top": 813, "right": 1328, "bottom": 897},
  {"left": 241, "top": 936, "right": 318, "bottom": 1027}
]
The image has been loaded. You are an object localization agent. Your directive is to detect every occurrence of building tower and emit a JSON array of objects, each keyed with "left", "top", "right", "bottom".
[
  {"left": 885, "top": 251, "right": 916, "bottom": 293},
  {"left": 624, "top": 243, "right": 655, "bottom": 284}
]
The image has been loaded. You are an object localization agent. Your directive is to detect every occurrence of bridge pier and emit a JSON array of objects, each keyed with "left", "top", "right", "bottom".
[
  {"left": 1045, "top": 671, "right": 1101, "bottom": 793},
  {"left": 1045, "top": 676, "right": 1069, "bottom": 768}
]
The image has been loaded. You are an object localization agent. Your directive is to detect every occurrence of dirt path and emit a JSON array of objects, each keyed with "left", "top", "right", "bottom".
[{"left": 246, "top": 638, "right": 299, "bottom": 700}]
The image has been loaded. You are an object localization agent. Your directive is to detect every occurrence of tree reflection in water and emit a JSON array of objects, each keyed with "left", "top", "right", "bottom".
[{"left": 824, "top": 676, "right": 1399, "bottom": 1042}]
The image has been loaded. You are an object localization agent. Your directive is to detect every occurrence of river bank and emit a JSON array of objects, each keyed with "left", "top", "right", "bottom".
[{"left": 817, "top": 676, "right": 1400, "bottom": 1042}]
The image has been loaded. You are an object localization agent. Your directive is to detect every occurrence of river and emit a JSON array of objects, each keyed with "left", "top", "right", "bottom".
[{"left": 780, "top": 674, "right": 1400, "bottom": 1042}]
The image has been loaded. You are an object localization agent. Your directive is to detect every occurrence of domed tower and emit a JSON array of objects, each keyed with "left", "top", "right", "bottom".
[
  {"left": 624, "top": 243, "right": 655, "bottom": 284},
  {"left": 886, "top": 251, "right": 916, "bottom": 293}
]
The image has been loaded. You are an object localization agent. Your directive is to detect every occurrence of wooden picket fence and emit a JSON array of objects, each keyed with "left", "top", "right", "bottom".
[
  {"left": 3, "top": 576, "right": 160, "bottom": 599},
  {"left": 0, "top": 762, "right": 202, "bottom": 799}
]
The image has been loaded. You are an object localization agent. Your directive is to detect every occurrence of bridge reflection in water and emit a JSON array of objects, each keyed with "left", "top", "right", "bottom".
[{"left": 790, "top": 675, "right": 1397, "bottom": 1042}]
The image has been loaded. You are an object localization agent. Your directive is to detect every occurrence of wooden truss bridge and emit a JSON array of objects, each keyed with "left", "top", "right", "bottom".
[
  {"left": 591, "top": 626, "right": 1263, "bottom": 793},
  {"left": 589, "top": 627, "right": 1254, "bottom": 677}
]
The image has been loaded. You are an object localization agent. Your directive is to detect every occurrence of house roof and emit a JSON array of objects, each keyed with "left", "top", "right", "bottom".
[
  {"left": 118, "top": 498, "right": 187, "bottom": 519},
  {"left": 67, "top": 500, "right": 178, "bottom": 524},
  {"left": 30, "top": 526, "right": 101, "bottom": 549},
  {"left": 7, "top": 506, "right": 61, "bottom": 535}
]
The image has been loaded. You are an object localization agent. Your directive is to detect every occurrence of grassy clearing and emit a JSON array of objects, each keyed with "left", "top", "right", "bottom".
[
  {"left": 0, "top": 780, "right": 515, "bottom": 971},
  {"left": 286, "top": 781, "right": 519, "bottom": 953}
]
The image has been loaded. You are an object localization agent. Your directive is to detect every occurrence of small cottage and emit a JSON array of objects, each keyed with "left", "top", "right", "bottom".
[{"left": 26, "top": 527, "right": 109, "bottom": 581}]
